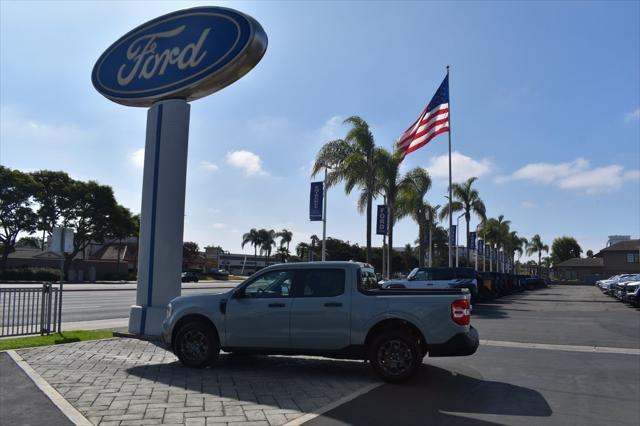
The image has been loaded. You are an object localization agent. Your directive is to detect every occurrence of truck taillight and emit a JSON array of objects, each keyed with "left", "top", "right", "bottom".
[{"left": 451, "top": 299, "right": 471, "bottom": 326}]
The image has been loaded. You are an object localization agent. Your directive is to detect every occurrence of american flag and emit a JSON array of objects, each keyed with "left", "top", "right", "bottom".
[{"left": 396, "top": 75, "right": 450, "bottom": 157}]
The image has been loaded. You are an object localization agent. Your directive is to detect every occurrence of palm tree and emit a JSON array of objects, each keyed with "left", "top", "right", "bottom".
[
  {"left": 258, "top": 229, "right": 276, "bottom": 266},
  {"left": 312, "top": 116, "right": 377, "bottom": 262},
  {"left": 479, "top": 215, "right": 511, "bottom": 271},
  {"left": 503, "top": 231, "right": 528, "bottom": 274},
  {"left": 296, "top": 242, "right": 310, "bottom": 260},
  {"left": 526, "top": 234, "right": 549, "bottom": 268},
  {"left": 276, "top": 229, "right": 293, "bottom": 250},
  {"left": 241, "top": 228, "right": 262, "bottom": 270},
  {"left": 375, "top": 148, "right": 408, "bottom": 276},
  {"left": 277, "top": 246, "right": 290, "bottom": 263},
  {"left": 439, "top": 177, "right": 486, "bottom": 264},
  {"left": 396, "top": 167, "right": 433, "bottom": 268}
]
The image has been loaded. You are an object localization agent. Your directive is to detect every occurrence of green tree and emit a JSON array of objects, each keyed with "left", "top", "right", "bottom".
[
  {"left": 296, "top": 242, "right": 310, "bottom": 260},
  {"left": 375, "top": 148, "right": 408, "bottom": 276},
  {"left": 57, "top": 180, "right": 121, "bottom": 277},
  {"left": 439, "top": 177, "right": 486, "bottom": 264},
  {"left": 30, "top": 170, "right": 73, "bottom": 250},
  {"left": 312, "top": 116, "right": 377, "bottom": 262},
  {"left": 479, "top": 215, "right": 511, "bottom": 271},
  {"left": 503, "top": 231, "right": 528, "bottom": 273},
  {"left": 526, "top": 234, "right": 549, "bottom": 267},
  {"left": 586, "top": 249, "right": 594, "bottom": 258},
  {"left": 396, "top": 167, "right": 433, "bottom": 267},
  {"left": 182, "top": 241, "right": 200, "bottom": 269},
  {"left": 276, "top": 229, "right": 293, "bottom": 250},
  {"left": 241, "top": 228, "right": 262, "bottom": 270},
  {"left": 0, "top": 166, "right": 39, "bottom": 272},
  {"left": 259, "top": 229, "right": 276, "bottom": 266},
  {"left": 277, "top": 246, "right": 290, "bottom": 262},
  {"left": 551, "top": 236, "right": 582, "bottom": 265},
  {"left": 16, "top": 236, "right": 44, "bottom": 249},
  {"left": 110, "top": 205, "right": 138, "bottom": 277}
]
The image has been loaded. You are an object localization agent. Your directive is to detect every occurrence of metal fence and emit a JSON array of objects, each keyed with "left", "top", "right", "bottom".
[{"left": 0, "top": 283, "right": 61, "bottom": 337}]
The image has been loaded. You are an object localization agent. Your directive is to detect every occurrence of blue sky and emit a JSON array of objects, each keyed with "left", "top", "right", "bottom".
[{"left": 1, "top": 0, "right": 639, "bottom": 258}]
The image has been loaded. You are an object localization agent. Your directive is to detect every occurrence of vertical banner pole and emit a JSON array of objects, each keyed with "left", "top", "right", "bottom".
[
  {"left": 58, "top": 229, "right": 64, "bottom": 333},
  {"left": 446, "top": 65, "right": 453, "bottom": 268},
  {"left": 428, "top": 221, "right": 432, "bottom": 267},
  {"left": 321, "top": 168, "right": 327, "bottom": 261}
]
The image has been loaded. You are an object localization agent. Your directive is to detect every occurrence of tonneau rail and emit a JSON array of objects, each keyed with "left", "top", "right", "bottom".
[{"left": 362, "top": 288, "right": 469, "bottom": 296}]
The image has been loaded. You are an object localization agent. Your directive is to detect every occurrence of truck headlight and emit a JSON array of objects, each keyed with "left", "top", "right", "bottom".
[{"left": 165, "top": 303, "right": 172, "bottom": 318}]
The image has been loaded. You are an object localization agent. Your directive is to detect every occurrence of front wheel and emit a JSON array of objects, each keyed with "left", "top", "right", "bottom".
[
  {"left": 174, "top": 321, "right": 219, "bottom": 368},
  {"left": 369, "top": 331, "right": 421, "bottom": 383}
]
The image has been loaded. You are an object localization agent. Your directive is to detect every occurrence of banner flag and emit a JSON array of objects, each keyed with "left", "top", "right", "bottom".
[
  {"left": 309, "top": 181, "right": 323, "bottom": 221},
  {"left": 468, "top": 231, "right": 476, "bottom": 250},
  {"left": 376, "top": 205, "right": 389, "bottom": 235},
  {"left": 477, "top": 239, "right": 484, "bottom": 255},
  {"left": 449, "top": 224, "right": 457, "bottom": 247}
]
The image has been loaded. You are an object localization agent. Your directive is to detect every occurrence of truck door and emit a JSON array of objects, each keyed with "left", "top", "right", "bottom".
[
  {"left": 289, "top": 268, "right": 351, "bottom": 350},
  {"left": 225, "top": 269, "right": 294, "bottom": 348}
]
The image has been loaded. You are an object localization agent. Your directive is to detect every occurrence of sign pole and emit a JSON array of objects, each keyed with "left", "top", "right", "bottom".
[
  {"left": 129, "top": 99, "right": 190, "bottom": 337},
  {"left": 321, "top": 168, "right": 327, "bottom": 261}
]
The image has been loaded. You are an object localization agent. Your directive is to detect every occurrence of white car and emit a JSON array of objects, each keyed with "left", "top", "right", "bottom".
[{"left": 381, "top": 267, "right": 479, "bottom": 300}]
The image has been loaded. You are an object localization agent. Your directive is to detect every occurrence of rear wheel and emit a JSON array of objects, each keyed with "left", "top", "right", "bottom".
[
  {"left": 369, "top": 330, "right": 421, "bottom": 383},
  {"left": 174, "top": 321, "right": 219, "bottom": 368}
]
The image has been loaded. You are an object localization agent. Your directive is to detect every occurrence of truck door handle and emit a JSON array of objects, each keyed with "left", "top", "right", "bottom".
[
  {"left": 268, "top": 303, "right": 286, "bottom": 308},
  {"left": 324, "top": 302, "right": 342, "bottom": 307}
]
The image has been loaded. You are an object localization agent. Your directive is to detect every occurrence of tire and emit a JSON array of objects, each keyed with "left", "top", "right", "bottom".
[
  {"left": 174, "top": 321, "right": 219, "bottom": 368},
  {"left": 369, "top": 330, "right": 422, "bottom": 383}
]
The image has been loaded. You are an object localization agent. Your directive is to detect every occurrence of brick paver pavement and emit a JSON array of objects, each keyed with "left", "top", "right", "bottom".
[{"left": 18, "top": 338, "right": 379, "bottom": 426}]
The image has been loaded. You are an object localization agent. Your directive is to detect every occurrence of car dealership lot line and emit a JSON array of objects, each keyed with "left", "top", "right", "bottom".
[{"left": 481, "top": 339, "right": 640, "bottom": 355}]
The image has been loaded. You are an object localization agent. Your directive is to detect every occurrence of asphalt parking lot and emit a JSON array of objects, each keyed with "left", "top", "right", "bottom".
[{"left": 4, "top": 284, "right": 639, "bottom": 426}]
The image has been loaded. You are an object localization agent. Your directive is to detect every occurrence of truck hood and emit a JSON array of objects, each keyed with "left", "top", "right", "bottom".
[{"left": 170, "top": 289, "right": 233, "bottom": 306}]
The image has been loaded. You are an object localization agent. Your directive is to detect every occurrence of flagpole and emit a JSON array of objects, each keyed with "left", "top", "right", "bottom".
[{"left": 447, "top": 65, "right": 453, "bottom": 268}]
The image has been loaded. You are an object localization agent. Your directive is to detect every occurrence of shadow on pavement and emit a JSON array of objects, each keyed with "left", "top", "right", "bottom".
[{"left": 307, "top": 364, "right": 552, "bottom": 426}]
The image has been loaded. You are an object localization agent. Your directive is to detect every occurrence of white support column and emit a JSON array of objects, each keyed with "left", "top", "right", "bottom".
[{"left": 129, "top": 99, "right": 190, "bottom": 337}]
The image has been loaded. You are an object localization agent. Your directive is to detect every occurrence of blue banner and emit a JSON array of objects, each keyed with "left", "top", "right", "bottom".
[
  {"left": 309, "top": 181, "right": 323, "bottom": 221},
  {"left": 376, "top": 205, "right": 389, "bottom": 235},
  {"left": 486, "top": 244, "right": 491, "bottom": 258},
  {"left": 468, "top": 231, "right": 476, "bottom": 250},
  {"left": 449, "top": 225, "right": 457, "bottom": 246},
  {"left": 477, "top": 239, "right": 484, "bottom": 255}
]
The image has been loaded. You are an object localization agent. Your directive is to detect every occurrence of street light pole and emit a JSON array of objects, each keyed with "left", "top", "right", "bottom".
[{"left": 321, "top": 167, "right": 328, "bottom": 262}]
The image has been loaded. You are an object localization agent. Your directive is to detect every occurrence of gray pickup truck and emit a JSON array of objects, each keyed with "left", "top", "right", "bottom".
[{"left": 162, "top": 261, "right": 479, "bottom": 382}]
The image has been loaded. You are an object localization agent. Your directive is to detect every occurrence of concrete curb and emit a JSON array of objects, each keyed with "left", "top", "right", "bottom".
[{"left": 6, "top": 350, "right": 92, "bottom": 426}]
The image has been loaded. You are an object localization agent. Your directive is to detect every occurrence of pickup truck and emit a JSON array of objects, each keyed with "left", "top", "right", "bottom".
[
  {"left": 162, "top": 261, "right": 479, "bottom": 382},
  {"left": 381, "top": 267, "right": 479, "bottom": 301}
]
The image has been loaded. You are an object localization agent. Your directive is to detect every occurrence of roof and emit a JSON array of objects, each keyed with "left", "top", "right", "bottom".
[
  {"left": 554, "top": 257, "right": 604, "bottom": 268},
  {"left": 596, "top": 239, "right": 640, "bottom": 255}
]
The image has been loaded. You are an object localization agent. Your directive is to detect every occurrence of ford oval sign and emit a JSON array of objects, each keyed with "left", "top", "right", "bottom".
[{"left": 92, "top": 7, "right": 267, "bottom": 107}]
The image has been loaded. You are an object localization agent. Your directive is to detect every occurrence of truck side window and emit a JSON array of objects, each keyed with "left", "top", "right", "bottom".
[
  {"left": 360, "top": 270, "right": 378, "bottom": 290},
  {"left": 295, "top": 269, "right": 345, "bottom": 297},
  {"left": 243, "top": 270, "right": 294, "bottom": 298}
]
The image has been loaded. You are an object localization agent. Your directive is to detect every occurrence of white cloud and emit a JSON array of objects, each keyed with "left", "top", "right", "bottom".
[
  {"left": 498, "top": 158, "right": 640, "bottom": 194},
  {"left": 625, "top": 107, "right": 640, "bottom": 123},
  {"left": 130, "top": 148, "right": 145, "bottom": 169},
  {"left": 1, "top": 106, "right": 88, "bottom": 145},
  {"left": 225, "top": 150, "right": 266, "bottom": 176},
  {"left": 199, "top": 161, "right": 219, "bottom": 172},
  {"left": 496, "top": 158, "right": 589, "bottom": 184},
  {"left": 318, "top": 115, "right": 344, "bottom": 142},
  {"left": 427, "top": 151, "right": 492, "bottom": 182},
  {"left": 212, "top": 223, "right": 227, "bottom": 229}
]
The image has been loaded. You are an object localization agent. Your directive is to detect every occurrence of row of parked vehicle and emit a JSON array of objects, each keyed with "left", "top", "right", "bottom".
[
  {"left": 380, "top": 267, "right": 547, "bottom": 302},
  {"left": 595, "top": 274, "right": 640, "bottom": 307}
]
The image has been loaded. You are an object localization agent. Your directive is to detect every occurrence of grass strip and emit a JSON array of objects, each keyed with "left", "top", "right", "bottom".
[{"left": 0, "top": 329, "right": 113, "bottom": 351}]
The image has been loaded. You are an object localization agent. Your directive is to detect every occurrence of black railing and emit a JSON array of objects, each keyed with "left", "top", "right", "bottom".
[{"left": 0, "top": 283, "right": 60, "bottom": 337}]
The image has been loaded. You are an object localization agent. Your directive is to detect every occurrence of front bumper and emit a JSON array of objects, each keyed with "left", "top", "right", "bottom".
[{"left": 427, "top": 326, "right": 479, "bottom": 357}]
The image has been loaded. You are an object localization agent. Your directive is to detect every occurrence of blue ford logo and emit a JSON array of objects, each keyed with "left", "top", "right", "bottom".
[{"left": 92, "top": 7, "right": 267, "bottom": 107}]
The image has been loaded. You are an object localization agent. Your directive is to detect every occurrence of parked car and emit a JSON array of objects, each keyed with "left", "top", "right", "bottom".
[
  {"left": 613, "top": 274, "right": 640, "bottom": 300},
  {"left": 601, "top": 274, "right": 635, "bottom": 295},
  {"left": 381, "top": 267, "right": 479, "bottom": 300},
  {"left": 210, "top": 268, "right": 230, "bottom": 280},
  {"left": 624, "top": 281, "right": 640, "bottom": 307},
  {"left": 181, "top": 272, "right": 199, "bottom": 283},
  {"left": 162, "top": 261, "right": 479, "bottom": 383}
]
